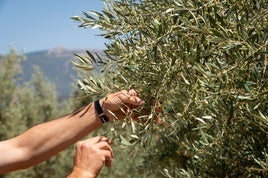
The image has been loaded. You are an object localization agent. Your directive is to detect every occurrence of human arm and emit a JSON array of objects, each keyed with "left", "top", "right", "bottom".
[
  {"left": 0, "top": 89, "right": 144, "bottom": 173},
  {"left": 67, "top": 136, "right": 114, "bottom": 178}
]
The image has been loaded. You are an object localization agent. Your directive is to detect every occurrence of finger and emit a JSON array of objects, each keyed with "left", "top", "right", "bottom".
[
  {"left": 123, "top": 95, "right": 145, "bottom": 106},
  {"left": 96, "top": 142, "right": 114, "bottom": 158},
  {"left": 115, "top": 91, "right": 144, "bottom": 105},
  {"left": 103, "top": 150, "right": 113, "bottom": 168},
  {"left": 105, "top": 159, "right": 112, "bottom": 168},
  {"left": 97, "top": 141, "right": 113, "bottom": 151},
  {"left": 113, "top": 90, "right": 139, "bottom": 101},
  {"left": 98, "top": 137, "right": 114, "bottom": 145},
  {"left": 84, "top": 136, "right": 111, "bottom": 144},
  {"left": 128, "top": 89, "right": 137, "bottom": 96}
]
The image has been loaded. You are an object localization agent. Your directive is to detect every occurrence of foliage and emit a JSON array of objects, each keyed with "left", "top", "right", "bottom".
[
  {"left": 73, "top": 0, "right": 268, "bottom": 177},
  {"left": 0, "top": 50, "right": 73, "bottom": 178}
]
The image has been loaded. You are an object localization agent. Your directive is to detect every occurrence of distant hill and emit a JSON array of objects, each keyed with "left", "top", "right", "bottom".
[{"left": 21, "top": 48, "right": 103, "bottom": 98}]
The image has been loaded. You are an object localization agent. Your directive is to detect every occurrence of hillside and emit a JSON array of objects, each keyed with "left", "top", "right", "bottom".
[{"left": 21, "top": 48, "right": 103, "bottom": 98}]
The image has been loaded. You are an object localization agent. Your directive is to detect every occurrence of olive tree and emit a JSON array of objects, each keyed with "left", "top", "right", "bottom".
[{"left": 72, "top": 0, "right": 268, "bottom": 177}]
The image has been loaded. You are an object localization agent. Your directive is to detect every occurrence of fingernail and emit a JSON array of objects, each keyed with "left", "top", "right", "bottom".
[{"left": 137, "top": 98, "right": 144, "bottom": 104}]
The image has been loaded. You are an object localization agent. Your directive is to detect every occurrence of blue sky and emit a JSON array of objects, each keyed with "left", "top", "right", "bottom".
[{"left": 0, "top": 0, "right": 106, "bottom": 54}]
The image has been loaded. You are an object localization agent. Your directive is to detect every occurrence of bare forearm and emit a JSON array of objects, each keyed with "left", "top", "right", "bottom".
[
  {"left": 0, "top": 103, "right": 102, "bottom": 173},
  {"left": 0, "top": 89, "right": 145, "bottom": 174}
]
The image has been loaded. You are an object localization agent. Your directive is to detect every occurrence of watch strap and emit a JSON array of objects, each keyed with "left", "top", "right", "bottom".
[{"left": 94, "top": 100, "right": 109, "bottom": 123}]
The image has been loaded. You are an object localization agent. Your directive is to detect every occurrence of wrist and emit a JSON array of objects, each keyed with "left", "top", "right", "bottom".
[
  {"left": 67, "top": 167, "right": 97, "bottom": 178},
  {"left": 99, "top": 98, "right": 113, "bottom": 121}
]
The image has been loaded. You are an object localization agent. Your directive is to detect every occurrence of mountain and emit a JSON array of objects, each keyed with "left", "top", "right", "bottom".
[{"left": 21, "top": 48, "right": 103, "bottom": 98}]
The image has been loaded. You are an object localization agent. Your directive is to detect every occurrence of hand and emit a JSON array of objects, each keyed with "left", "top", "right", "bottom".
[
  {"left": 100, "top": 89, "right": 144, "bottom": 120},
  {"left": 67, "top": 136, "right": 114, "bottom": 178},
  {"left": 132, "top": 99, "right": 163, "bottom": 123}
]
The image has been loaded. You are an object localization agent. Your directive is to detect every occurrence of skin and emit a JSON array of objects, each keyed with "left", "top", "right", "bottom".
[
  {"left": 67, "top": 136, "right": 114, "bottom": 178},
  {"left": 0, "top": 89, "right": 144, "bottom": 174}
]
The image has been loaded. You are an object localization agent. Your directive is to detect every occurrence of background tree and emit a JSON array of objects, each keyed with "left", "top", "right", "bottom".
[
  {"left": 72, "top": 0, "right": 268, "bottom": 177},
  {"left": 0, "top": 50, "right": 73, "bottom": 178},
  {"left": 0, "top": 49, "right": 26, "bottom": 140}
]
